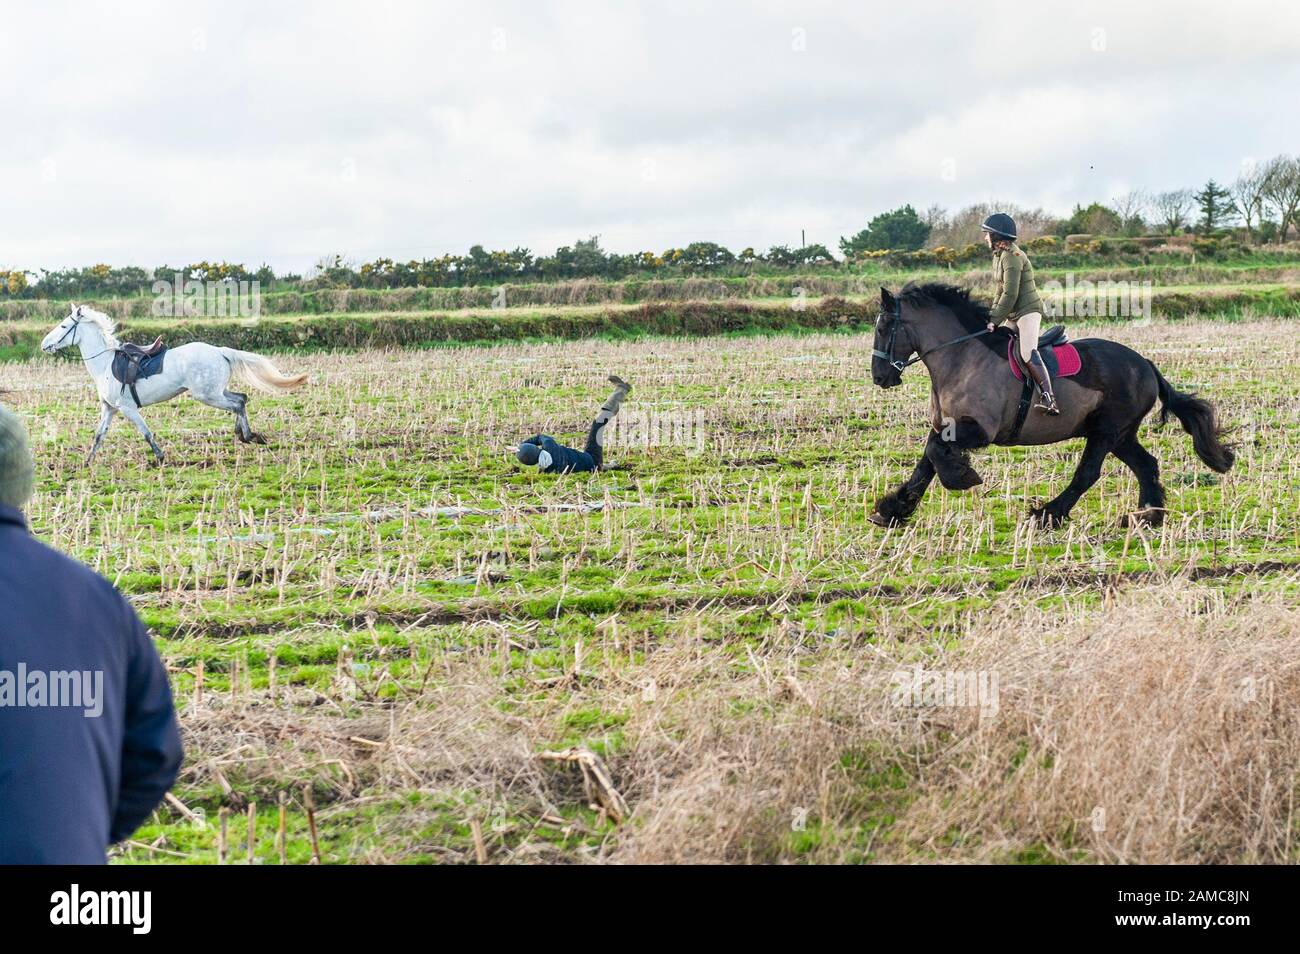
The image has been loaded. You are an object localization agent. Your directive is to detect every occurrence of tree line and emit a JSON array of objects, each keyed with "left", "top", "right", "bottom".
[
  {"left": 859, "top": 154, "right": 1300, "bottom": 252},
  {"left": 4, "top": 154, "right": 1298, "bottom": 298}
]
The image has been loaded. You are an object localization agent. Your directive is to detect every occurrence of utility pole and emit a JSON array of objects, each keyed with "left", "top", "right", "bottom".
[{"left": 801, "top": 228, "right": 805, "bottom": 249}]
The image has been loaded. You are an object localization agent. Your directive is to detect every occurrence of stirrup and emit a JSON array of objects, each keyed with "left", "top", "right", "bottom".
[{"left": 1026, "top": 348, "right": 1059, "bottom": 416}]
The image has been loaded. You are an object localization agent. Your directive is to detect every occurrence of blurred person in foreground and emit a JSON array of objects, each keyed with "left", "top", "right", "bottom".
[{"left": 0, "top": 405, "right": 182, "bottom": 864}]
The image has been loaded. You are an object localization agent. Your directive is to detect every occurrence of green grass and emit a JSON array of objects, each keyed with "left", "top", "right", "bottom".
[{"left": 6, "top": 303, "right": 1298, "bottom": 863}]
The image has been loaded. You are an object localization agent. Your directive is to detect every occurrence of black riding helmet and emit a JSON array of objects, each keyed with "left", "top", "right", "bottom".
[{"left": 980, "top": 212, "right": 1017, "bottom": 241}]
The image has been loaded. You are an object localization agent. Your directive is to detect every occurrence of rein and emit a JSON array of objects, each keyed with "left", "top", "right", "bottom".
[{"left": 872, "top": 300, "right": 991, "bottom": 372}]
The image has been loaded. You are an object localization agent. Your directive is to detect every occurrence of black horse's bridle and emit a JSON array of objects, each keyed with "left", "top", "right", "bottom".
[{"left": 873, "top": 299, "right": 992, "bottom": 374}]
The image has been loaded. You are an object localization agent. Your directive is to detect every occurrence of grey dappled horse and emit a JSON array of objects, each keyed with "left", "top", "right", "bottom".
[{"left": 42, "top": 305, "right": 308, "bottom": 465}]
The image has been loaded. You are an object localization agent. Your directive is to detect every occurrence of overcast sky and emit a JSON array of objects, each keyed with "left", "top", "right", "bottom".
[{"left": 2, "top": 0, "right": 1296, "bottom": 274}]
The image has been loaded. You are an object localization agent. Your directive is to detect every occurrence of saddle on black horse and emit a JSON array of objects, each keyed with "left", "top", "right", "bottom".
[
  {"left": 1005, "top": 325, "right": 1082, "bottom": 440},
  {"left": 1008, "top": 325, "right": 1075, "bottom": 378},
  {"left": 110, "top": 336, "right": 168, "bottom": 407}
]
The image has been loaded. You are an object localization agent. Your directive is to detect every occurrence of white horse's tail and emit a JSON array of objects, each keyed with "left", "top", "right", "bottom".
[{"left": 220, "top": 348, "right": 308, "bottom": 393}]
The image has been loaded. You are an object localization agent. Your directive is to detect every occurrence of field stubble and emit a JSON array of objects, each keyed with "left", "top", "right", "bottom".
[{"left": 4, "top": 317, "right": 1299, "bottom": 863}]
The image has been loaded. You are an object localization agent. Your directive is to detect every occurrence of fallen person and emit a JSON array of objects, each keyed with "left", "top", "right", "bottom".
[{"left": 514, "top": 376, "right": 631, "bottom": 473}]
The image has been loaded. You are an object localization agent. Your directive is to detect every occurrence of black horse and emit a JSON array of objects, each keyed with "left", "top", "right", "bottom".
[{"left": 869, "top": 283, "right": 1234, "bottom": 529}]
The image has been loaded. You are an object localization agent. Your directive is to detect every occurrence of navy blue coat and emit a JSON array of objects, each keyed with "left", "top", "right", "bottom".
[
  {"left": 0, "top": 504, "right": 183, "bottom": 863},
  {"left": 522, "top": 435, "right": 597, "bottom": 474}
]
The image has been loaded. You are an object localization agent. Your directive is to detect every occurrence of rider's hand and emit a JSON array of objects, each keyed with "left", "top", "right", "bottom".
[{"left": 986, "top": 322, "right": 995, "bottom": 333}]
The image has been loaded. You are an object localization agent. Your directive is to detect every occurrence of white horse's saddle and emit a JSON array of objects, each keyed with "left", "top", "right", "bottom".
[{"left": 111, "top": 339, "right": 169, "bottom": 406}]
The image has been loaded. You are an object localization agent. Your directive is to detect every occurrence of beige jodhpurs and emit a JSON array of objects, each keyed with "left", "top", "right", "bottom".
[{"left": 1006, "top": 311, "right": 1042, "bottom": 362}]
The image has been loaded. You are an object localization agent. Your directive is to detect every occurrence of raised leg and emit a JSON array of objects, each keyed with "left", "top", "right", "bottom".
[
  {"left": 118, "top": 402, "right": 165, "bottom": 465},
  {"left": 1112, "top": 434, "right": 1166, "bottom": 527},
  {"left": 583, "top": 377, "right": 630, "bottom": 469},
  {"left": 1030, "top": 433, "right": 1116, "bottom": 528},
  {"left": 86, "top": 402, "right": 117, "bottom": 465},
  {"left": 925, "top": 419, "right": 987, "bottom": 491},
  {"left": 196, "top": 389, "right": 264, "bottom": 444},
  {"left": 871, "top": 452, "right": 936, "bottom": 526},
  {"left": 225, "top": 390, "right": 266, "bottom": 444},
  {"left": 582, "top": 418, "right": 606, "bottom": 469}
]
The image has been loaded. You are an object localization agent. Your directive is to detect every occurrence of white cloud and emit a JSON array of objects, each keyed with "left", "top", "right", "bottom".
[{"left": 0, "top": 0, "right": 1295, "bottom": 273}]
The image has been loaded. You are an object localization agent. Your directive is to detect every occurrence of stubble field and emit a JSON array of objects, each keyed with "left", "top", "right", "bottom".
[{"left": 6, "top": 315, "right": 1299, "bottom": 863}]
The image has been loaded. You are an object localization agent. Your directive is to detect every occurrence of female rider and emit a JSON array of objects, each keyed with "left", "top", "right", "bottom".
[{"left": 981, "top": 212, "right": 1059, "bottom": 415}]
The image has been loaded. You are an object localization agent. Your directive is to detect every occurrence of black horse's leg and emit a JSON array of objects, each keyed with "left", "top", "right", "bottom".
[
  {"left": 1112, "top": 434, "right": 1166, "bottom": 527},
  {"left": 926, "top": 420, "right": 987, "bottom": 491},
  {"left": 872, "top": 451, "right": 936, "bottom": 526},
  {"left": 1031, "top": 433, "right": 1115, "bottom": 528}
]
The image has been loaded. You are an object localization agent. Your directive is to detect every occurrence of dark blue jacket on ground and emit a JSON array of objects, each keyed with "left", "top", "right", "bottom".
[
  {"left": 523, "top": 435, "right": 597, "bottom": 473},
  {"left": 0, "top": 504, "right": 183, "bottom": 864}
]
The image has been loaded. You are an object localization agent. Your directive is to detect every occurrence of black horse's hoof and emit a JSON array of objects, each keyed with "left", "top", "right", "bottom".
[
  {"left": 249, "top": 432, "right": 269, "bottom": 445},
  {"left": 1029, "top": 506, "right": 1068, "bottom": 529},
  {"left": 1120, "top": 507, "right": 1165, "bottom": 528},
  {"left": 937, "top": 467, "right": 983, "bottom": 491},
  {"left": 871, "top": 493, "right": 915, "bottom": 527}
]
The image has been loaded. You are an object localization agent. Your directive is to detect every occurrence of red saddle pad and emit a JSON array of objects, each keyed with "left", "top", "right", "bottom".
[{"left": 1008, "top": 339, "right": 1082, "bottom": 381}]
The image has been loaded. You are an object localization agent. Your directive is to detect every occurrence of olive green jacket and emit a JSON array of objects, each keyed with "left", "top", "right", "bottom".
[{"left": 990, "top": 243, "right": 1045, "bottom": 322}]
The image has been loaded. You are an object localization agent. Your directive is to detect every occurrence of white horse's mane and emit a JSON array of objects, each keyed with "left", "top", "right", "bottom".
[{"left": 77, "top": 307, "right": 121, "bottom": 348}]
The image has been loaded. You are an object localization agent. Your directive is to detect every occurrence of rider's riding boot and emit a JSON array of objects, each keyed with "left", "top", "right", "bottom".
[
  {"left": 595, "top": 376, "right": 631, "bottom": 425},
  {"left": 1027, "top": 350, "right": 1060, "bottom": 415}
]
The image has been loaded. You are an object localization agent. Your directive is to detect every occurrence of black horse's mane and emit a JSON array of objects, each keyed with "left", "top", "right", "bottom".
[{"left": 898, "top": 282, "right": 1007, "bottom": 355}]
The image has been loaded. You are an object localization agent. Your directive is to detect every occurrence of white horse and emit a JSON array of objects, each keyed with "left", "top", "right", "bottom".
[{"left": 41, "top": 305, "right": 308, "bottom": 465}]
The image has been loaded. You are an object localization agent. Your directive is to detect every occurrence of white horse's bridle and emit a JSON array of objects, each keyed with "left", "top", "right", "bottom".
[
  {"left": 52, "top": 312, "right": 115, "bottom": 362},
  {"left": 51, "top": 313, "right": 84, "bottom": 350}
]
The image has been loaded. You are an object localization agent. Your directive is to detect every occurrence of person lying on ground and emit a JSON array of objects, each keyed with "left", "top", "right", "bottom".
[{"left": 514, "top": 376, "right": 631, "bottom": 474}]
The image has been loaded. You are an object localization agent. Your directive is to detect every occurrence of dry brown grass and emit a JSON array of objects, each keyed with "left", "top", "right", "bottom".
[
  {"left": 606, "top": 581, "right": 1300, "bottom": 863},
  {"left": 166, "top": 580, "right": 1300, "bottom": 864}
]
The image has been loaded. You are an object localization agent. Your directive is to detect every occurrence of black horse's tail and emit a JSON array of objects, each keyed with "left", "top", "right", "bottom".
[{"left": 1148, "top": 361, "right": 1235, "bottom": 473}]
